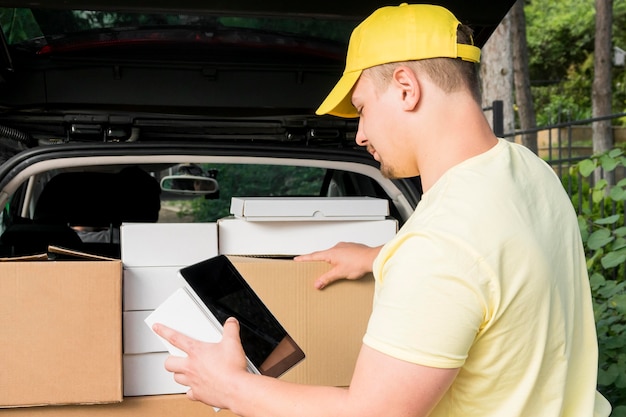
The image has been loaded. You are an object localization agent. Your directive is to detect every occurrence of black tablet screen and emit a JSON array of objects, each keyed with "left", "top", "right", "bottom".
[{"left": 179, "top": 255, "right": 305, "bottom": 377}]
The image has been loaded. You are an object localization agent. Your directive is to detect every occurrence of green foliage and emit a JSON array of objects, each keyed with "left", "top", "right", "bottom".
[
  {"left": 525, "top": 0, "right": 626, "bottom": 127},
  {"left": 525, "top": 0, "right": 595, "bottom": 83},
  {"left": 530, "top": 52, "right": 594, "bottom": 125},
  {"left": 0, "top": 8, "right": 42, "bottom": 43},
  {"left": 571, "top": 148, "right": 626, "bottom": 414}
]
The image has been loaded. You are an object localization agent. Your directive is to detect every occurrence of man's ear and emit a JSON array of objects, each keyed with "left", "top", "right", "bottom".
[{"left": 392, "top": 66, "right": 420, "bottom": 111}]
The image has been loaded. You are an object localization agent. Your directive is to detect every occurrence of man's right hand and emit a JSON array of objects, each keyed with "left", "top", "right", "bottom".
[{"left": 294, "top": 242, "right": 382, "bottom": 289}]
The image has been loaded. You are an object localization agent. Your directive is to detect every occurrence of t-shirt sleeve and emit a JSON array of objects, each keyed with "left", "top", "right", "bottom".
[{"left": 363, "top": 232, "right": 490, "bottom": 369}]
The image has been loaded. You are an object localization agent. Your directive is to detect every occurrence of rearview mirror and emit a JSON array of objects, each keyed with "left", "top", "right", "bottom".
[{"left": 160, "top": 175, "right": 219, "bottom": 196}]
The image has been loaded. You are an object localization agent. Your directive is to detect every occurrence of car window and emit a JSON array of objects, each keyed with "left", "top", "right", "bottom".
[
  {"left": 1, "top": 161, "right": 399, "bottom": 229},
  {"left": 0, "top": 8, "right": 355, "bottom": 49},
  {"left": 159, "top": 163, "right": 327, "bottom": 223},
  {"left": 0, "top": 158, "right": 405, "bottom": 259}
]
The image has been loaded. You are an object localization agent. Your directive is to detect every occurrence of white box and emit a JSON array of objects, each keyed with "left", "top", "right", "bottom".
[
  {"left": 230, "top": 197, "right": 389, "bottom": 221},
  {"left": 120, "top": 223, "right": 218, "bottom": 267},
  {"left": 145, "top": 287, "right": 224, "bottom": 412},
  {"left": 123, "top": 353, "right": 186, "bottom": 396},
  {"left": 123, "top": 266, "right": 186, "bottom": 311},
  {"left": 124, "top": 310, "right": 169, "bottom": 354},
  {"left": 144, "top": 287, "right": 223, "bottom": 357},
  {"left": 218, "top": 217, "right": 397, "bottom": 256}
]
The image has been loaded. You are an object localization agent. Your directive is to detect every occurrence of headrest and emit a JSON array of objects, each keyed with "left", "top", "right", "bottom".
[{"left": 34, "top": 167, "right": 161, "bottom": 227}]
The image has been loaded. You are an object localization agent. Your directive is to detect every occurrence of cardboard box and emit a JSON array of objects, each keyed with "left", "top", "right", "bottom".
[
  {"left": 218, "top": 217, "right": 397, "bottom": 256},
  {"left": 123, "top": 353, "right": 186, "bottom": 396},
  {"left": 230, "top": 257, "right": 372, "bottom": 386},
  {"left": 0, "top": 257, "right": 123, "bottom": 408},
  {"left": 120, "top": 223, "right": 218, "bottom": 267},
  {"left": 232, "top": 257, "right": 372, "bottom": 386},
  {"left": 230, "top": 196, "right": 389, "bottom": 221},
  {"left": 0, "top": 394, "right": 237, "bottom": 416},
  {"left": 123, "top": 266, "right": 186, "bottom": 311}
]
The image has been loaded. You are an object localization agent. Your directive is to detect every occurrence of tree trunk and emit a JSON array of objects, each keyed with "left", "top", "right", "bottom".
[
  {"left": 480, "top": 9, "right": 514, "bottom": 138},
  {"left": 592, "top": 0, "right": 613, "bottom": 155},
  {"left": 510, "top": 0, "right": 538, "bottom": 154}
]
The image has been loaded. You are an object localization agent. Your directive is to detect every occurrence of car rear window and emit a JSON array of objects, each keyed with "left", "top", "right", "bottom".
[
  {"left": 160, "top": 163, "right": 326, "bottom": 223},
  {"left": 0, "top": 8, "right": 355, "bottom": 49}
]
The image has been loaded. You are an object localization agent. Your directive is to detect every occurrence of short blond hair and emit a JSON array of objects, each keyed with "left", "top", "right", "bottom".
[{"left": 364, "top": 24, "right": 481, "bottom": 103}]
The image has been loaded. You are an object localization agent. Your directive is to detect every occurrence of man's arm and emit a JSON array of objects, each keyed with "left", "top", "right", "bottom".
[{"left": 154, "top": 318, "right": 458, "bottom": 417}]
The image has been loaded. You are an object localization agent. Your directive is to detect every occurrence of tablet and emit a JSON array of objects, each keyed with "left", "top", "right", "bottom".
[{"left": 170, "top": 255, "right": 305, "bottom": 378}]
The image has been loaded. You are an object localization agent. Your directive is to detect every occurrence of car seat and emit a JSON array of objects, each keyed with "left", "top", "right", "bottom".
[{"left": 0, "top": 166, "right": 161, "bottom": 258}]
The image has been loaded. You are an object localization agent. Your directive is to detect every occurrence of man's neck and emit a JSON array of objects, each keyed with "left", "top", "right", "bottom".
[{"left": 415, "top": 97, "right": 499, "bottom": 193}]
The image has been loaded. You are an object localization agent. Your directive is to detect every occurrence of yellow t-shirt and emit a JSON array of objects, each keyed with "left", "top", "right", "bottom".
[{"left": 364, "top": 139, "right": 610, "bottom": 416}]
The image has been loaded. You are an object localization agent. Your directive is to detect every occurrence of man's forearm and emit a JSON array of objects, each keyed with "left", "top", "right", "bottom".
[{"left": 227, "top": 373, "right": 353, "bottom": 417}]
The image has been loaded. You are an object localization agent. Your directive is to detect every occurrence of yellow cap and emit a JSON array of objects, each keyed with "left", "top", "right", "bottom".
[{"left": 316, "top": 3, "right": 480, "bottom": 118}]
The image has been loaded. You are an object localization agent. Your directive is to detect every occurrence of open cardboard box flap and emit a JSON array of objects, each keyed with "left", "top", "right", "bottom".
[{"left": 0, "top": 245, "right": 118, "bottom": 262}]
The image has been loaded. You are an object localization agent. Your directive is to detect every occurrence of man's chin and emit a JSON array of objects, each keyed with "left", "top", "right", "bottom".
[
  {"left": 380, "top": 165, "right": 414, "bottom": 180},
  {"left": 380, "top": 166, "right": 397, "bottom": 180}
]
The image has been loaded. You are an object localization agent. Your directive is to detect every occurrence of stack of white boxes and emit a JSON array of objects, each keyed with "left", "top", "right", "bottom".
[
  {"left": 218, "top": 196, "right": 398, "bottom": 255},
  {"left": 120, "top": 223, "right": 218, "bottom": 396},
  {"left": 119, "top": 197, "right": 398, "bottom": 396}
]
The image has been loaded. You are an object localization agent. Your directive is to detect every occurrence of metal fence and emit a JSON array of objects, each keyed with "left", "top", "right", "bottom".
[{"left": 486, "top": 101, "right": 626, "bottom": 214}]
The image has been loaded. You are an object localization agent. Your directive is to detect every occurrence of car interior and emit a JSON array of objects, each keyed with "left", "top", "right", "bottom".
[
  {"left": 0, "top": 158, "right": 414, "bottom": 258},
  {"left": 1, "top": 166, "right": 161, "bottom": 257}
]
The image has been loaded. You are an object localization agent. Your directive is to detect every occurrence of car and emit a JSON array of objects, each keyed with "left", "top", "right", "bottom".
[
  {"left": 0, "top": 0, "right": 514, "bottom": 254},
  {"left": 0, "top": 0, "right": 515, "bottom": 415}
]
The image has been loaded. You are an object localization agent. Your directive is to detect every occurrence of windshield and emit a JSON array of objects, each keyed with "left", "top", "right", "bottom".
[{"left": 0, "top": 8, "right": 356, "bottom": 51}]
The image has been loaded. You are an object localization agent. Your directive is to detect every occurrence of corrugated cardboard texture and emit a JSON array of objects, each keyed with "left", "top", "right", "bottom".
[
  {"left": 0, "top": 394, "right": 232, "bottom": 417},
  {"left": 229, "top": 256, "right": 374, "bottom": 386},
  {"left": 0, "top": 260, "right": 123, "bottom": 407}
]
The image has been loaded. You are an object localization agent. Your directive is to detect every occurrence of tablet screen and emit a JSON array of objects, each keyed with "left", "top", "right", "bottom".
[{"left": 179, "top": 255, "right": 305, "bottom": 378}]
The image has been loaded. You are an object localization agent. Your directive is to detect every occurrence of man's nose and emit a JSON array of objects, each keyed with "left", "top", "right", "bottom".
[{"left": 355, "top": 119, "right": 367, "bottom": 146}]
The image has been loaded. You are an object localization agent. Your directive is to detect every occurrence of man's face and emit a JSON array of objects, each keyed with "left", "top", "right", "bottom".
[{"left": 351, "top": 72, "right": 411, "bottom": 179}]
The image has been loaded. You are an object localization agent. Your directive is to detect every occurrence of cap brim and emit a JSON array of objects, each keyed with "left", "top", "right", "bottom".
[{"left": 315, "top": 70, "right": 362, "bottom": 118}]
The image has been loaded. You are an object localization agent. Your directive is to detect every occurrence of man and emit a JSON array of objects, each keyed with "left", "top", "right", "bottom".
[{"left": 154, "top": 4, "right": 611, "bottom": 416}]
